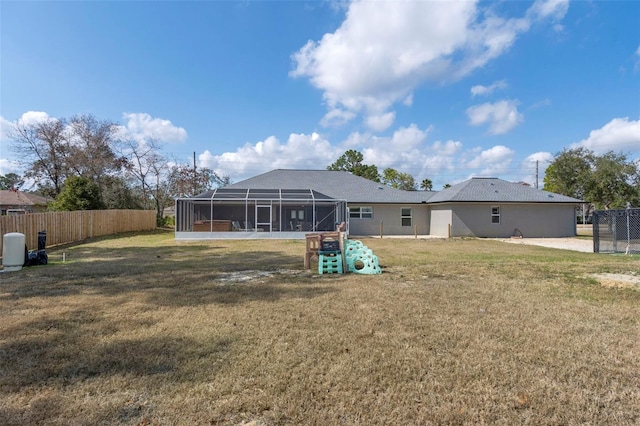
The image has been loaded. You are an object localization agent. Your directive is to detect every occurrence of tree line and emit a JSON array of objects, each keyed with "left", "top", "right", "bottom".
[
  {"left": 5, "top": 114, "right": 228, "bottom": 225},
  {"left": 5, "top": 115, "right": 638, "bottom": 222},
  {"left": 327, "top": 149, "right": 434, "bottom": 190},
  {"left": 543, "top": 147, "right": 640, "bottom": 212}
]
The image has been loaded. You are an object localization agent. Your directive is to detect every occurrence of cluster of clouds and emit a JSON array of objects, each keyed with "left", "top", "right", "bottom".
[
  {"left": 198, "top": 116, "right": 639, "bottom": 188},
  {"left": 290, "top": 0, "right": 569, "bottom": 133},
  {"left": 2, "top": 0, "right": 638, "bottom": 189},
  {"left": 2, "top": 108, "right": 638, "bottom": 189}
]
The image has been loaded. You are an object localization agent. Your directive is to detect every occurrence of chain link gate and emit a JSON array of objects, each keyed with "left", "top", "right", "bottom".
[{"left": 593, "top": 208, "right": 640, "bottom": 254}]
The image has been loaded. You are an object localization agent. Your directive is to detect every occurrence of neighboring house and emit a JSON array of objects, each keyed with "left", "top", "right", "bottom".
[
  {"left": 0, "top": 189, "right": 50, "bottom": 215},
  {"left": 175, "top": 169, "right": 581, "bottom": 239}
]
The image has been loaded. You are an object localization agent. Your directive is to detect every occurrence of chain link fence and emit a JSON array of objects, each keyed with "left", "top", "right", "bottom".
[{"left": 593, "top": 208, "right": 640, "bottom": 254}]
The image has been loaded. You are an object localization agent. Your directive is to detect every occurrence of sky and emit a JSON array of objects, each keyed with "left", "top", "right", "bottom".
[{"left": 1, "top": 0, "right": 639, "bottom": 190}]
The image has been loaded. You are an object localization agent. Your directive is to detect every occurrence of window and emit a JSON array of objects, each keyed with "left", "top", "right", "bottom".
[
  {"left": 291, "top": 209, "right": 304, "bottom": 220},
  {"left": 401, "top": 207, "right": 412, "bottom": 227},
  {"left": 349, "top": 206, "right": 373, "bottom": 219},
  {"left": 491, "top": 206, "right": 500, "bottom": 224}
]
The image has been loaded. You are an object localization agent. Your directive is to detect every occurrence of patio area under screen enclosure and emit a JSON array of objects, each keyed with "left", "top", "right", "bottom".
[{"left": 175, "top": 188, "right": 348, "bottom": 239}]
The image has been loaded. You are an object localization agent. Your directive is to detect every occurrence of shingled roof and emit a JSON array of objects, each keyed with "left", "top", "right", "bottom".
[
  {"left": 226, "top": 169, "right": 436, "bottom": 203},
  {"left": 200, "top": 171, "right": 580, "bottom": 205},
  {"left": 427, "top": 177, "right": 582, "bottom": 203},
  {"left": 0, "top": 190, "right": 50, "bottom": 207}
]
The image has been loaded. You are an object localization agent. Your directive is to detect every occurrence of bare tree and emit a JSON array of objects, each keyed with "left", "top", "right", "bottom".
[
  {"left": 121, "top": 138, "right": 173, "bottom": 224},
  {"left": 168, "top": 164, "right": 229, "bottom": 198},
  {"left": 10, "top": 117, "right": 70, "bottom": 197},
  {"left": 66, "top": 114, "right": 126, "bottom": 203}
]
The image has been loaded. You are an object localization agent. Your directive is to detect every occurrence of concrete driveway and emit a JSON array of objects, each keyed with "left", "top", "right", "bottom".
[{"left": 495, "top": 237, "right": 593, "bottom": 253}]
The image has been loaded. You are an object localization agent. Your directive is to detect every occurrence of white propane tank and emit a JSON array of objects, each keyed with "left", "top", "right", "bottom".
[{"left": 2, "top": 232, "right": 25, "bottom": 272}]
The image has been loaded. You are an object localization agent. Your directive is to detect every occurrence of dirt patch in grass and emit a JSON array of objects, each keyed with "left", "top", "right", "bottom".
[
  {"left": 591, "top": 273, "right": 640, "bottom": 290},
  {"left": 1, "top": 231, "right": 639, "bottom": 425}
]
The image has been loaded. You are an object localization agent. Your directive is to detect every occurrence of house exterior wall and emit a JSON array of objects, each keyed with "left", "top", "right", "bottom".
[
  {"left": 450, "top": 203, "right": 577, "bottom": 238},
  {"left": 429, "top": 206, "right": 453, "bottom": 237},
  {"left": 348, "top": 204, "right": 429, "bottom": 236}
]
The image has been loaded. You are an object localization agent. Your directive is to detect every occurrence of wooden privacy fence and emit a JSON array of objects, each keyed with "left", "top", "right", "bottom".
[{"left": 0, "top": 210, "right": 156, "bottom": 253}]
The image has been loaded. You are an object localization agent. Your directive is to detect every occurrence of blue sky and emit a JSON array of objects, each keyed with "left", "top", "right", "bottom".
[{"left": 1, "top": 0, "right": 638, "bottom": 190}]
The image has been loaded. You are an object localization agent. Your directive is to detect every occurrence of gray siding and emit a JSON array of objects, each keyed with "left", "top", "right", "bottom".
[
  {"left": 450, "top": 203, "right": 577, "bottom": 238},
  {"left": 348, "top": 204, "right": 429, "bottom": 236}
]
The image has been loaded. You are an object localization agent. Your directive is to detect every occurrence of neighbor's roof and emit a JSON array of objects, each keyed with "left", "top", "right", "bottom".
[
  {"left": 427, "top": 177, "right": 582, "bottom": 203},
  {"left": 0, "top": 190, "right": 49, "bottom": 207},
  {"left": 225, "top": 169, "right": 436, "bottom": 204}
]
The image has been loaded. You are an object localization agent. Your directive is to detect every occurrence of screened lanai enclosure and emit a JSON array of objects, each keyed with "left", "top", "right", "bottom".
[{"left": 175, "top": 188, "right": 348, "bottom": 239}]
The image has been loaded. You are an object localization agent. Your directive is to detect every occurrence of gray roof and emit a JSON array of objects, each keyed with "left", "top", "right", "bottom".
[
  {"left": 220, "top": 171, "right": 581, "bottom": 205},
  {"left": 428, "top": 177, "right": 582, "bottom": 203},
  {"left": 227, "top": 169, "right": 435, "bottom": 203}
]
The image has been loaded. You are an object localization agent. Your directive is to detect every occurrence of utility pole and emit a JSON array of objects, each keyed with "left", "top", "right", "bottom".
[
  {"left": 535, "top": 160, "right": 539, "bottom": 189},
  {"left": 193, "top": 151, "right": 197, "bottom": 195}
]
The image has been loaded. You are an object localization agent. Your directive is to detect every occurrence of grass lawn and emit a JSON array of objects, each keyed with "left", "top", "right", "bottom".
[{"left": 1, "top": 230, "right": 638, "bottom": 425}]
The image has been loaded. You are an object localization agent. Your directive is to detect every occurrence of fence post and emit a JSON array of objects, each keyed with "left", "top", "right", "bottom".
[
  {"left": 592, "top": 211, "right": 599, "bottom": 253},
  {"left": 626, "top": 202, "right": 631, "bottom": 255}
]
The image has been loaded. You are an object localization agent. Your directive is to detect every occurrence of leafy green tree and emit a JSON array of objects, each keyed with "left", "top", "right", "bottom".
[
  {"left": 544, "top": 148, "right": 640, "bottom": 209},
  {"left": 327, "top": 150, "right": 380, "bottom": 182},
  {"left": 0, "top": 173, "right": 24, "bottom": 190},
  {"left": 420, "top": 178, "right": 433, "bottom": 191},
  {"left": 589, "top": 152, "right": 639, "bottom": 209},
  {"left": 382, "top": 167, "right": 417, "bottom": 190},
  {"left": 100, "top": 176, "right": 143, "bottom": 209},
  {"left": 543, "top": 148, "right": 594, "bottom": 200},
  {"left": 49, "top": 176, "right": 104, "bottom": 211}
]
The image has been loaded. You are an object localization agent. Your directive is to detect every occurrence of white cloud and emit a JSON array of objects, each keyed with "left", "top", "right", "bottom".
[
  {"left": 466, "top": 100, "right": 524, "bottom": 134},
  {"left": 16, "top": 111, "right": 53, "bottom": 127},
  {"left": 520, "top": 151, "right": 554, "bottom": 187},
  {"left": 340, "top": 125, "right": 467, "bottom": 183},
  {"left": 291, "top": 0, "right": 568, "bottom": 128},
  {"left": 0, "top": 111, "right": 54, "bottom": 141},
  {"left": 470, "top": 80, "right": 507, "bottom": 97},
  {"left": 432, "top": 140, "right": 463, "bottom": 156},
  {"left": 365, "top": 112, "right": 396, "bottom": 132},
  {"left": 360, "top": 124, "right": 431, "bottom": 168},
  {"left": 0, "top": 116, "right": 13, "bottom": 141},
  {"left": 529, "top": 98, "right": 552, "bottom": 110},
  {"left": 0, "top": 158, "right": 21, "bottom": 176},
  {"left": 119, "top": 113, "right": 188, "bottom": 144},
  {"left": 527, "top": 0, "right": 570, "bottom": 21},
  {"left": 320, "top": 108, "right": 357, "bottom": 128},
  {"left": 571, "top": 117, "right": 640, "bottom": 154},
  {"left": 466, "top": 145, "right": 515, "bottom": 176},
  {"left": 199, "top": 132, "right": 341, "bottom": 181}
]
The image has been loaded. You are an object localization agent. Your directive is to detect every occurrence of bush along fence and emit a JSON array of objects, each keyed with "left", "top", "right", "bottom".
[
  {"left": 0, "top": 210, "right": 156, "bottom": 253},
  {"left": 593, "top": 207, "right": 640, "bottom": 254}
]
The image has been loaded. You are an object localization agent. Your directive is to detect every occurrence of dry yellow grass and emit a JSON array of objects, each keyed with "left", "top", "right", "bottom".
[{"left": 1, "top": 231, "right": 639, "bottom": 425}]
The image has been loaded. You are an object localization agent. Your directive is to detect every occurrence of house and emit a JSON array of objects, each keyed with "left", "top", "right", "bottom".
[
  {"left": 174, "top": 169, "right": 581, "bottom": 239},
  {"left": 425, "top": 177, "right": 580, "bottom": 238},
  {"left": 0, "top": 189, "right": 50, "bottom": 215}
]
